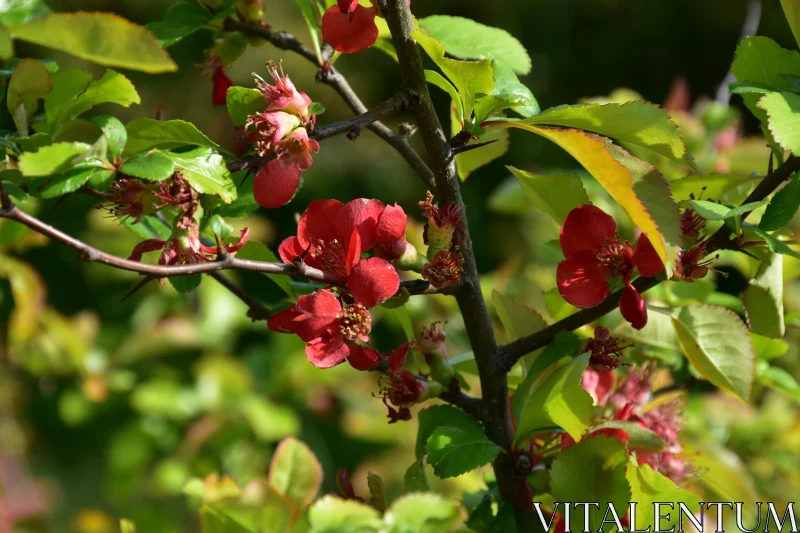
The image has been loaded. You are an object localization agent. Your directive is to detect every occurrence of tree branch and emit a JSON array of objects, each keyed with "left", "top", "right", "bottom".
[
  {"left": 225, "top": 19, "right": 436, "bottom": 189},
  {"left": 378, "top": 1, "right": 532, "bottom": 527},
  {"left": 499, "top": 154, "right": 800, "bottom": 372}
]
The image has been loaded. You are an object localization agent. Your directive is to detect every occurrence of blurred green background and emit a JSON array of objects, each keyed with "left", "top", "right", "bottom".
[{"left": 1, "top": 1, "right": 799, "bottom": 532}]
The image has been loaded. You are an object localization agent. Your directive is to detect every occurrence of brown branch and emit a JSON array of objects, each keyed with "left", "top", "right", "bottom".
[
  {"left": 224, "top": 19, "right": 436, "bottom": 190},
  {"left": 0, "top": 195, "right": 443, "bottom": 297},
  {"left": 499, "top": 154, "right": 800, "bottom": 372},
  {"left": 378, "top": 1, "right": 531, "bottom": 528}
]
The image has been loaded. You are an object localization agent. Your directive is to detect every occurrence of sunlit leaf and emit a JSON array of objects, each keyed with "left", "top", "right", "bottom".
[
  {"left": 167, "top": 148, "right": 237, "bottom": 203},
  {"left": 743, "top": 252, "right": 784, "bottom": 338},
  {"left": 125, "top": 118, "right": 224, "bottom": 154},
  {"left": 758, "top": 91, "right": 800, "bottom": 154},
  {"left": 626, "top": 460, "right": 701, "bottom": 531},
  {"left": 226, "top": 87, "right": 266, "bottom": 127},
  {"left": 383, "top": 493, "right": 467, "bottom": 533},
  {"left": 759, "top": 175, "right": 800, "bottom": 231},
  {"left": 6, "top": 58, "right": 51, "bottom": 136},
  {"left": 119, "top": 150, "right": 175, "bottom": 181},
  {"left": 508, "top": 167, "right": 589, "bottom": 224},
  {"left": 415, "top": 405, "right": 476, "bottom": 459},
  {"left": 268, "top": 438, "right": 323, "bottom": 512},
  {"left": 18, "top": 141, "right": 91, "bottom": 176},
  {"left": 308, "top": 496, "right": 381, "bottom": 533}
]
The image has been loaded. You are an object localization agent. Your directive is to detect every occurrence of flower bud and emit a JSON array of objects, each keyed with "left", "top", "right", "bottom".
[
  {"left": 620, "top": 282, "right": 647, "bottom": 330},
  {"left": 422, "top": 249, "right": 464, "bottom": 289},
  {"left": 418, "top": 191, "right": 462, "bottom": 259}
]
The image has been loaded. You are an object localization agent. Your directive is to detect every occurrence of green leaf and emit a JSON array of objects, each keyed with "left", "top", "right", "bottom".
[
  {"left": 367, "top": 473, "right": 386, "bottom": 513},
  {"left": 403, "top": 458, "right": 430, "bottom": 492},
  {"left": 492, "top": 290, "right": 547, "bottom": 344},
  {"left": 383, "top": 493, "right": 466, "bottom": 533},
  {"left": 508, "top": 167, "right": 589, "bottom": 224},
  {"left": 209, "top": 32, "right": 248, "bottom": 66},
  {"left": 40, "top": 167, "right": 95, "bottom": 198},
  {"left": 415, "top": 404, "right": 476, "bottom": 459},
  {"left": 626, "top": 461, "right": 701, "bottom": 532},
  {"left": 146, "top": 2, "right": 212, "bottom": 48},
  {"left": 0, "top": 28, "right": 12, "bottom": 60},
  {"left": 169, "top": 275, "right": 202, "bottom": 294},
  {"left": 119, "top": 150, "right": 175, "bottom": 181},
  {"left": 238, "top": 395, "right": 300, "bottom": 442},
  {"left": 167, "top": 148, "right": 237, "bottom": 203},
  {"left": 425, "top": 425, "right": 502, "bottom": 479},
  {"left": 513, "top": 353, "right": 593, "bottom": 444},
  {"left": 550, "top": 436, "right": 630, "bottom": 533},
  {"left": 782, "top": 0, "right": 800, "bottom": 49},
  {"left": 412, "top": 28, "right": 494, "bottom": 120},
  {"left": 308, "top": 102, "right": 325, "bottom": 115},
  {"left": 308, "top": 496, "right": 382, "bottom": 533},
  {"left": 428, "top": 70, "right": 463, "bottom": 122},
  {"left": 495, "top": 126, "right": 671, "bottom": 266},
  {"left": 294, "top": 0, "right": 323, "bottom": 64},
  {"left": 208, "top": 214, "right": 234, "bottom": 240},
  {"left": 731, "top": 37, "right": 800, "bottom": 136},
  {"left": 44, "top": 69, "right": 92, "bottom": 132},
  {"left": 91, "top": 115, "right": 127, "bottom": 159},
  {"left": 125, "top": 118, "right": 224, "bottom": 155},
  {"left": 728, "top": 81, "right": 779, "bottom": 94},
  {"left": 686, "top": 199, "right": 768, "bottom": 221},
  {"left": 757, "top": 364, "right": 800, "bottom": 402},
  {"left": 7, "top": 58, "right": 52, "bottom": 136},
  {"left": 123, "top": 215, "right": 171, "bottom": 241},
  {"left": 590, "top": 421, "right": 663, "bottom": 450},
  {"left": 9, "top": 12, "right": 177, "bottom": 73},
  {"left": 419, "top": 16, "right": 531, "bottom": 74},
  {"left": 743, "top": 252, "right": 784, "bottom": 338},
  {"left": 88, "top": 169, "right": 116, "bottom": 191},
  {"left": 453, "top": 116, "right": 509, "bottom": 180},
  {"left": 226, "top": 87, "right": 266, "bottom": 127},
  {"left": 501, "top": 101, "right": 690, "bottom": 164},
  {"left": 47, "top": 69, "right": 140, "bottom": 138},
  {"left": 475, "top": 60, "right": 539, "bottom": 122},
  {"left": 746, "top": 224, "right": 800, "bottom": 259},
  {"left": 759, "top": 175, "right": 800, "bottom": 230},
  {"left": 268, "top": 437, "right": 323, "bottom": 512},
  {"left": 0, "top": 0, "right": 51, "bottom": 26},
  {"left": 671, "top": 304, "right": 755, "bottom": 400},
  {"left": 670, "top": 173, "right": 753, "bottom": 203},
  {"left": 758, "top": 91, "right": 800, "bottom": 154},
  {"left": 236, "top": 242, "right": 294, "bottom": 297},
  {"left": 18, "top": 141, "right": 91, "bottom": 176}
]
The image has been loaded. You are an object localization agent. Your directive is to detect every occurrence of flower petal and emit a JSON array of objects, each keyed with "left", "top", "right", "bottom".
[
  {"left": 388, "top": 341, "right": 414, "bottom": 373},
  {"left": 297, "top": 199, "right": 344, "bottom": 248},
  {"left": 556, "top": 250, "right": 610, "bottom": 308},
  {"left": 267, "top": 305, "right": 304, "bottom": 335},
  {"left": 321, "top": 5, "right": 379, "bottom": 54},
  {"left": 346, "top": 227, "right": 362, "bottom": 275},
  {"left": 253, "top": 159, "right": 301, "bottom": 209},
  {"left": 212, "top": 67, "right": 233, "bottom": 106},
  {"left": 559, "top": 204, "right": 617, "bottom": 258},
  {"left": 294, "top": 289, "right": 342, "bottom": 341},
  {"left": 347, "top": 257, "right": 400, "bottom": 307},
  {"left": 633, "top": 233, "right": 664, "bottom": 278},
  {"left": 337, "top": 0, "right": 359, "bottom": 13},
  {"left": 335, "top": 198, "right": 385, "bottom": 251},
  {"left": 128, "top": 239, "right": 166, "bottom": 261},
  {"left": 376, "top": 203, "right": 408, "bottom": 245},
  {"left": 620, "top": 282, "right": 648, "bottom": 330},
  {"left": 347, "top": 344, "right": 383, "bottom": 371},
  {"left": 278, "top": 236, "right": 305, "bottom": 264},
  {"left": 306, "top": 335, "right": 350, "bottom": 368}
]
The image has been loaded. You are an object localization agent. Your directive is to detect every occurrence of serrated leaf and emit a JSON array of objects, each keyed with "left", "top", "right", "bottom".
[
  {"left": 513, "top": 353, "right": 593, "bottom": 445},
  {"left": 6, "top": 58, "right": 51, "bottom": 136},
  {"left": 383, "top": 493, "right": 466, "bottom": 533},
  {"left": 403, "top": 459, "right": 430, "bottom": 493},
  {"left": 626, "top": 461, "right": 701, "bottom": 532},
  {"left": 9, "top": 12, "right": 177, "bottom": 73},
  {"left": 125, "top": 118, "right": 224, "bottom": 155},
  {"left": 294, "top": 0, "right": 323, "bottom": 63},
  {"left": 686, "top": 199, "right": 768, "bottom": 221},
  {"left": 366, "top": 473, "right": 386, "bottom": 513},
  {"left": 146, "top": 2, "right": 212, "bottom": 48},
  {"left": 412, "top": 28, "right": 494, "bottom": 120},
  {"left": 743, "top": 252, "right": 784, "bottom": 338},
  {"left": 226, "top": 87, "right": 267, "bottom": 127},
  {"left": 728, "top": 81, "right": 779, "bottom": 94},
  {"left": 759, "top": 175, "right": 800, "bottom": 230},
  {"left": 415, "top": 405, "right": 476, "bottom": 459},
  {"left": 671, "top": 304, "right": 755, "bottom": 400},
  {"left": 119, "top": 150, "right": 175, "bottom": 181},
  {"left": 613, "top": 309, "right": 679, "bottom": 351},
  {"left": 508, "top": 167, "right": 589, "bottom": 224},
  {"left": 18, "top": 141, "right": 91, "bottom": 176},
  {"left": 590, "top": 421, "right": 663, "bottom": 450},
  {"left": 496, "top": 126, "right": 670, "bottom": 266},
  {"left": 492, "top": 290, "right": 547, "bottom": 344},
  {"left": 747, "top": 224, "right": 800, "bottom": 259},
  {"left": 499, "top": 101, "right": 690, "bottom": 164},
  {"left": 91, "top": 115, "right": 126, "bottom": 159},
  {"left": 758, "top": 91, "right": 800, "bottom": 154},
  {"left": 167, "top": 148, "right": 236, "bottom": 203},
  {"left": 425, "top": 425, "right": 502, "bottom": 478},
  {"left": 429, "top": 70, "right": 463, "bottom": 122},
  {"left": 308, "top": 496, "right": 382, "bottom": 533},
  {"left": 236, "top": 242, "right": 294, "bottom": 297},
  {"left": 419, "top": 15, "right": 530, "bottom": 74},
  {"left": 731, "top": 36, "right": 800, "bottom": 138},
  {"left": 268, "top": 437, "right": 322, "bottom": 512},
  {"left": 39, "top": 167, "right": 95, "bottom": 198},
  {"left": 550, "top": 436, "right": 630, "bottom": 533},
  {"left": 474, "top": 60, "right": 539, "bottom": 122}
]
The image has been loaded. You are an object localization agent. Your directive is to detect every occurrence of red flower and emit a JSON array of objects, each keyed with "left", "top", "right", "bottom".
[
  {"left": 322, "top": 3, "right": 380, "bottom": 54},
  {"left": 255, "top": 63, "right": 312, "bottom": 120},
  {"left": 253, "top": 127, "right": 320, "bottom": 209},
  {"left": 245, "top": 111, "right": 301, "bottom": 157},
  {"left": 268, "top": 289, "right": 373, "bottom": 369},
  {"left": 557, "top": 205, "right": 663, "bottom": 329},
  {"left": 102, "top": 179, "right": 157, "bottom": 224},
  {"left": 212, "top": 67, "right": 234, "bottom": 106},
  {"left": 278, "top": 199, "right": 402, "bottom": 306},
  {"left": 581, "top": 368, "right": 615, "bottom": 406}
]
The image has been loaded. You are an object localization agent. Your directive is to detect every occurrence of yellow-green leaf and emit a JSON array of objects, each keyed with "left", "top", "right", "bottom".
[
  {"left": 757, "top": 91, "right": 800, "bottom": 154},
  {"left": 9, "top": 12, "right": 177, "bottom": 73},
  {"left": 626, "top": 460, "right": 701, "bottom": 532},
  {"left": 7, "top": 58, "right": 51, "bottom": 136},
  {"left": 743, "top": 252, "right": 785, "bottom": 339},
  {"left": 508, "top": 166, "right": 589, "bottom": 224}
]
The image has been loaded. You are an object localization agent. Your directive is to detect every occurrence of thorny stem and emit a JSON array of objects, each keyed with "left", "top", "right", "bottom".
[
  {"left": 499, "top": 154, "right": 800, "bottom": 372},
  {"left": 378, "top": 0, "right": 533, "bottom": 528},
  {"left": 225, "top": 19, "right": 436, "bottom": 190}
]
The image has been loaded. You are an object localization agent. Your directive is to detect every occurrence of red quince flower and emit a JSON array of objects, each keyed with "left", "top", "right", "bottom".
[
  {"left": 419, "top": 191, "right": 462, "bottom": 251},
  {"left": 255, "top": 63, "right": 312, "bottom": 120},
  {"left": 674, "top": 238, "right": 719, "bottom": 282},
  {"left": 278, "top": 199, "right": 402, "bottom": 306},
  {"left": 245, "top": 111, "right": 301, "bottom": 157},
  {"left": 557, "top": 205, "right": 663, "bottom": 330},
  {"left": 581, "top": 368, "right": 616, "bottom": 406},
  {"left": 212, "top": 67, "right": 234, "bottom": 106},
  {"left": 322, "top": 3, "right": 380, "bottom": 54},
  {"left": 253, "top": 127, "right": 320, "bottom": 209},
  {"left": 128, "top": 225, "right": 249, "bottom": 266}
]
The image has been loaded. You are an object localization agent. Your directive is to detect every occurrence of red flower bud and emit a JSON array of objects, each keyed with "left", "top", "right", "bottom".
[{"left": 619, "top": 282, "right": 647, "bottom": 330}]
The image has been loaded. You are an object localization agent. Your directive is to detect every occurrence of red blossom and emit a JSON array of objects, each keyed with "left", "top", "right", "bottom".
[
  {"left": 322, "top": 4, "right": 380, "bottom": 54},
  {"left": 581, "top": 368, "right": 616, "bottom": 406},
  {"left": 212, "top": 67, "right": 234, "bottom": 106},
  {"left": 252, "top": 128, "right": 320, "bottom": 209},
  {"left": 245, "top": 111, "right": 301, "bottom": 157},
  {"left": 422, "top": 248, "right": 464, "bottom": 289},
  {"left": 277, "top": 199, "right": 402, "bottom": 306},
  {"left": 255, "top": 63, "right": 313, "bottom": 120},
  {"left": 557, "top": 205, "right": 663, "bottom": 329},
  {"left": 675, "top": 238, "right": 720, "bottom": 282}
]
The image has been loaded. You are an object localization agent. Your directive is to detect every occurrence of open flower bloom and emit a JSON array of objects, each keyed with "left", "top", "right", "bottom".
[
  {"left": 253, "top": 127, "right": 320, "bottom": 208},
  {"left": 256, "top": 63, "right": 312, "bottom": 120},
  {"left": 557, "top": 205, "right": 663, "bottom": 329},
  {"left": 278, "top": 199, "right": 402, "bottom": 307}
]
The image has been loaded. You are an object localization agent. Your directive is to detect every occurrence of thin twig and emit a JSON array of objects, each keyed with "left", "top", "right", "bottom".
[
  {"left": 224, "top": 19, "right": 436, "bottom": 190},
  {"left": 498, "top": 154, "right": 800, "bottom": 372}
]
